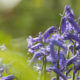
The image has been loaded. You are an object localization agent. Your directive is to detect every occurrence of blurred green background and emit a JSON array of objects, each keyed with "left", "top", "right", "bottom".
[
  {"left": 0, "top": 0, "right": 80, "bottom": 80},
  {"left": 0, "top": 0, "right": 80, "bottom": 38}
]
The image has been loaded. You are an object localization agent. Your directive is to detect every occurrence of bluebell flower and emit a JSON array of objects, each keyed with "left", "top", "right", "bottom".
[
  {"left": 50, "top": 37, "right": 67, "bottom": 54},
  {"left": 46, "top": 51, "right": 57, "bottom": 64},
  {"left": 28, "top": 48, "right": 35, "bottom": 53},
  {"left": 30, "top": 43, "right": 43, "bottom": 50},
  {"left": 68, "top": 17, "right": 80, "bottom": 33},
  {"left": 52, "top": 77, "right": 56, "bottom": 80},
  {"left": 65, "top": 5, "right": 75, "bottom": 18},
  {"left": 28, "top": 43, "right": 43, "bottom": 53},
  {"left": 49, "top": 41, "right": 56, "bottom": 57},
  {"left": 27, "top": 32, "right": 42, "bottom": 48},
  {"left": 30, "top": 32, "right": 42, "bottom": 43},
  {"left": 51, "top": 34, "right": 61, "bottom": 40},
  {"left": 27, "top": 5, "right": 80, "bottom": 80},
  {"left": 52, "top": 77, "right": 65, "bottom": 80},
  {"left": 29, "top": 48, "right": 45, "bottom": 65},
  {"left": 42, "top": 26, "right": 56, "bottom": 43},
  {"left": 46, "top": 51, "right": 66, "bottom": 71},
  {"left": 27, "top": 36, "right": 33, "bottom": 48},
  {"left": 66, "top": 67, "right": 73, "bottom": 76},
  {"left": 0, "top": 62, "right": 15, "bottom": 80},
  {"left": 73, "top": 57, "right": 80, "bottom": 75},
  {"left": 0, "top": 67, "right": 3, "bottom": 77},
  {"left": 64, "top": 33, "right": 80, "bottom": 42},
  {"left": 61, "top": 5, "right": 75, "bottom": 33},
  {"left": 1, "top": 75, "right": 15, "bottom": 80},
  {"left": 78, "top": 15, "right": 80, "bottom": 22},
  {"left": 59, "top": 52, "right": 67, "bottom": 70},
  {"left": 45, "top": 45, "right": 50, "bottom": 54},
  {"left": 65, "top": 21, "right": 74, "bottom": 33},
  {"left": 69, "top": 45, "right": 74, "bottom": 54},
  {"left": 46, "top": 66, "right": 67, "bottom": 80},
  {"left": 53, "top": 77, "right": 64, "bottom": 80},
  {"left": 77, "top": 77, "right": 80, "bottom": 80},
  {"left": 66, "top": 52, "right": 79, "bottom": 66},
  {"left": 61, "top": 17, "right": 66, "bottom": 33},
  {"left": 76, "top": 44, "right": 80, "bottom": 50},
  {"left": 66, "top": 55, "right": 80, "bottom": 76},
  {"left": 50, "top": 38, "right": 66, "bottom": 49}
]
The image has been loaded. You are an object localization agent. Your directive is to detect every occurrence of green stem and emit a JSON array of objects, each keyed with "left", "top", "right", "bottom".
[
  {"left": 56, "top": 47, "right": 60, "bottom": 80},
  {"left": 44, "top": 54, "right": 47, "bottom": 80},
  {"left": 59, "top": 9, "right": 66, "bottom": 35},
  {"left": 40, "top": 62, "right": 44, "bottom": 80},
  {"left": 56, "top": 7, "right": 66, "bottom": 80},
  {"left": 73, "top": 44, "right": 76, "bottom": 80},
  {"left": 76, "top": 71, "right": 79, "bottom": 80},
  {"left": 73, "top": 69, "right": 75, "bottom": 80},
  {"left": 74, "top": 44, "right": 76, "bottom": 55}
]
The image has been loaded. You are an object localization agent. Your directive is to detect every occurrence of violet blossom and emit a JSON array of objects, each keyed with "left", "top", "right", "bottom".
[{"left": 27, "top": 5, "right": 80, "bottom": 80}]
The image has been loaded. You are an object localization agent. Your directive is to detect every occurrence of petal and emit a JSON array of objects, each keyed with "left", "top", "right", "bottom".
[
  {"left": 29, "top": 49, "right": 45, "bottom": 65},
  {"left": 47, "top": 66, "right": 67, "bottom": 80},
  {"left": 31, "top": 43, "right": 43, "bottom": 50},
  {"left": 65, "top": 5, "right": 75, "bottom": 18},
  {"left": 1, "top": 75, "right": 15, "bottom": 80},
  {"left": 42, "top": 26, "right": 55, "bottom": 43},
  {"left": 61, "top": 17, "right": 66, "bottom": 33},
  {"left": 68, "top": 18, "right": 80, "bottom": 33},
  {"left": 66, "top": 53, "right": 79, "bottom": 66}
]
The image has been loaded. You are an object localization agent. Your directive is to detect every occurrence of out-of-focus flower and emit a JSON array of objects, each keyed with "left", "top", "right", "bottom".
[
  {"left": 1, "top": 75, "right": 15, "bottom": 80},
  {"left": 52, "top": 77, "right": 62, "bottom": 80},
  {"left": 27, "top": 36, "right": 33, "bottom": 48},
  {"left": 78, "top": 15, "right": 80, "bottom": 22},
  {"left": 0, "top": 44, "right": 6, "bottom": 51},
  {"left": 0, "top": 59, "right": 15, "bottom": 80},
  {"left": 0, "top": 0, "right": 21, "bottom": 11}
]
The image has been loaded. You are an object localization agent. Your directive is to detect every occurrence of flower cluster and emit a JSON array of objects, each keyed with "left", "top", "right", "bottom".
[{"left": 27, "top": 5, "right": 80, "bottom": 80}]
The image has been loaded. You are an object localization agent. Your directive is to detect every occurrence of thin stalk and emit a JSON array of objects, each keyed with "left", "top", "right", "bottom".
[
  {"left": 40, "top": 42, "right": 47, "bottom": 80},
  {"left": 44, "top": 54, "right": 47, "bottom": 80},
  {"left": 59, "top": 9, "right": 66, "bottom": 35},
  {"left": 73, "top": 44, "right": 76, "bottom": 80},
  {"left": 74, "top": 44, "right": 76, "bottom": 55},
  {"left": 76, "top": 71, "right": 79, "bottom": 80},
  {"left": 56, "top": 47, "right": 60, "bottom": 80},
  {"left": 40, "top": 61, "right": 44, "bottom": 80},
  {"left": 66, "top": 48, "right": 70, "bottom": 76},
  {"left": 67, "top": 47, "right": 70, "bottom": 59},
  {"left": 56, "top": 8, "right": 65, "bottom": 80},
  {"left": 40, "top": 51, "right": 47, "bottom": 80},
  {"left": 73, "top": 71, "right": 75, "bottom": 80}
]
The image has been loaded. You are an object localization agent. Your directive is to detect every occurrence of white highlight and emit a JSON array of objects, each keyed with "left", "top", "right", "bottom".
[{"left": 0, "top": 0, "right": 21, "bottom": 11}]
